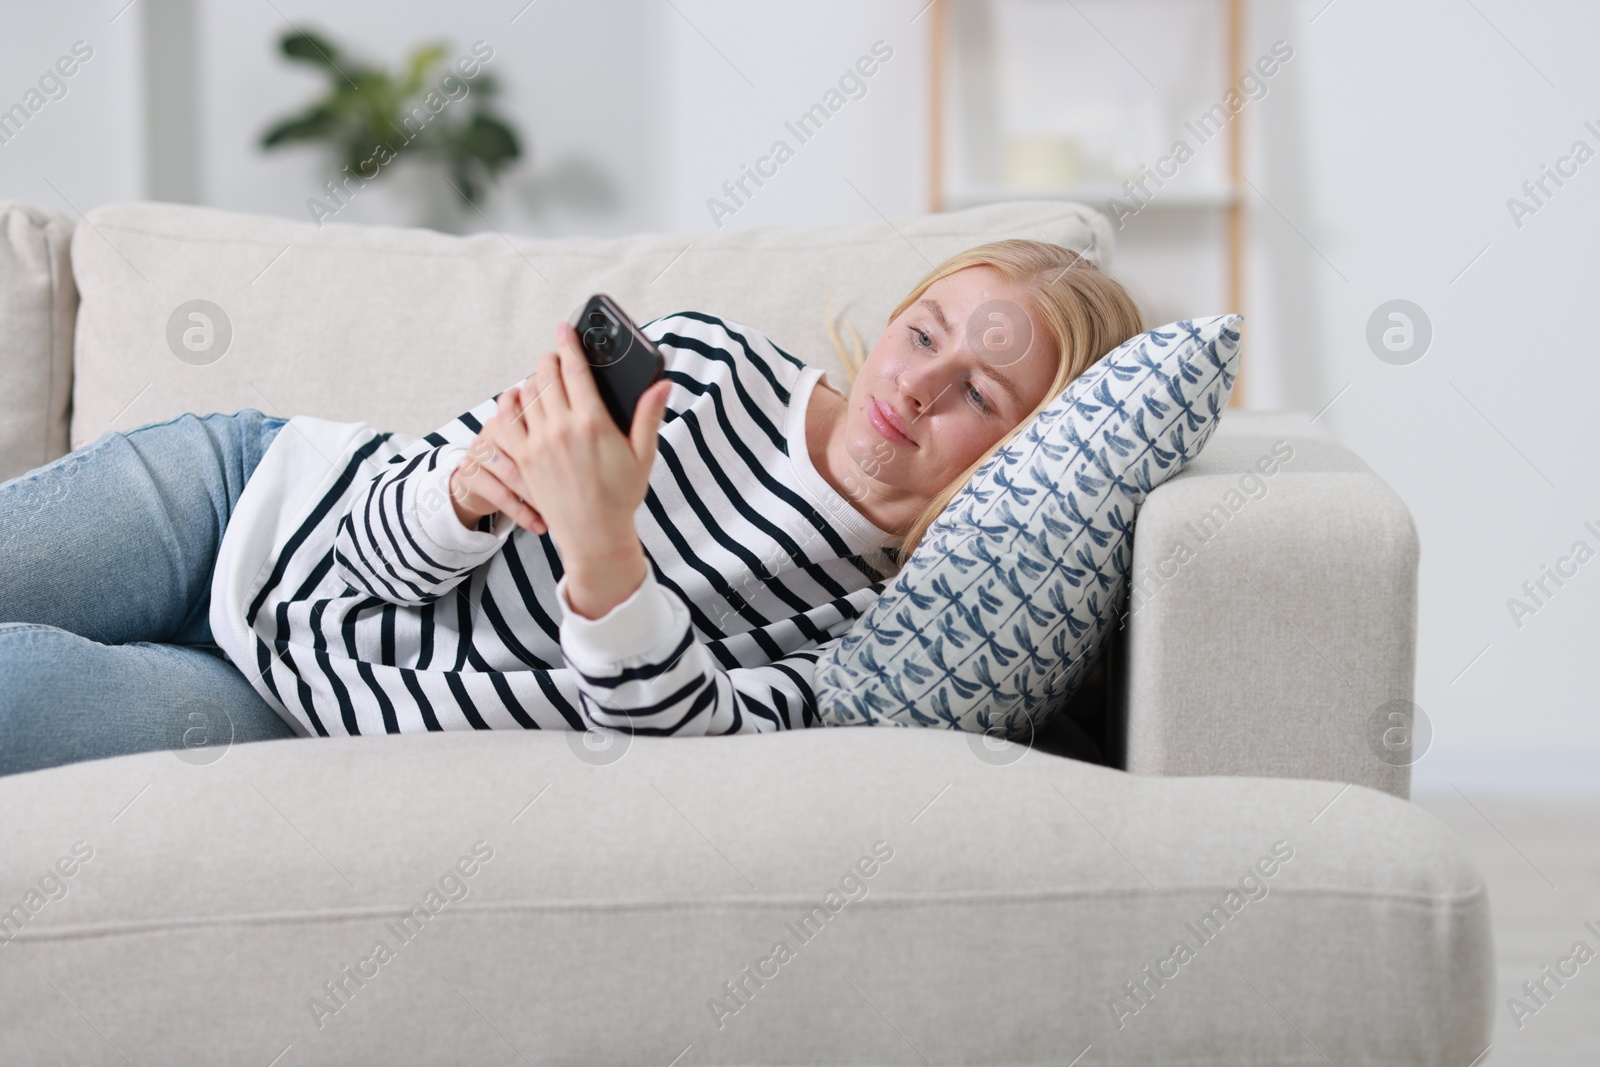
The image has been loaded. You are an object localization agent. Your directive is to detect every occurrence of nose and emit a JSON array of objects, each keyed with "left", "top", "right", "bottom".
[{"left": 897, "top": 352, "right": 960, "bottom": 416}]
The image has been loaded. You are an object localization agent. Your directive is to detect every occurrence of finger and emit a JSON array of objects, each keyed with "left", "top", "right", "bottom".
[
  {"left": 467, "top": 466, "right": 547, "bottom": 535},
  {"left": 500, "top": 381, "right": 530, "bottom": 431},
  {"left": 555, "top": 321, "right": 605, "bottom": 418},
  {"left": 531, "top": 350, "right": 566, "bottom": 417},
  {"left": 473, "top": 420, "right": 542, "bottom": 505},
  {"left": 515, "top": 377, "right": 552, "bottom": 423},
  {"left": 629, "top": 378, "right": 673, "bottom": 462},
  {"left": 475, "top": 415, "right": 524, "bottom": 469},
  {"left": 472, "top": 435, "right": 535, "bottom": 502},
  {"left": 458, "top": 435, "right": 490, "bottom": 478}
]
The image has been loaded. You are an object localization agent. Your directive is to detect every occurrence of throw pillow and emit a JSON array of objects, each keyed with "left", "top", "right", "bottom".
[{"left": 813, "top": 314, "right": 1243, "bottom": 740}]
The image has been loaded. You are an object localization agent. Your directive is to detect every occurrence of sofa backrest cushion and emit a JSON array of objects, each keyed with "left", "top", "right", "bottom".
[
  {"left": 0, "top": 202, "right": 77, "bottom": 482},
  {"left": 66, "top": 200, "right": 1113, "bottom": 451}
]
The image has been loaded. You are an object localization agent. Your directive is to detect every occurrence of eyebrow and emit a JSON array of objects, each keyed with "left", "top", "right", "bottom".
[
  {"left": 917, "top": 297, "right": 951, "bottom": 336},
  {"left": 917, "top": 297, "right": 1025, "bottom": 410}
]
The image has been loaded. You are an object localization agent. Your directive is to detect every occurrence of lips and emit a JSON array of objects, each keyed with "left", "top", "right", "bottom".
[{"left": 868, "top": 398, "right": 917, "bottom": 447}]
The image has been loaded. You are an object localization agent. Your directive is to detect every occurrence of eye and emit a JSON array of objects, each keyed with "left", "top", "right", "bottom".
[
  {"left": 965, "top": 382, "right": 990, "bottom": 413},
  {"left": 909, "top": 326, "right": 933, "bottom": 350}
]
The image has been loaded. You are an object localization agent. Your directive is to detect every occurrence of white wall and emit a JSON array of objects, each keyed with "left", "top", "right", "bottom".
[
  {"left": 0, "top": 2, "right": 144, "bottom": 215},
  {"left": 1245, "top": 0, "right": 1600, "bottom": 792},
  {"left": 657, "top": 0, "right": 928, "bottom": 232},
  {"left": 1, "top": 0, "right": 1593, "bottom": 792},
  {"left": 190, "top": 0, "right": 927, "bottom": 237},
  {"left": 194, "top": 0, "right": 675, "bottom": 237}
]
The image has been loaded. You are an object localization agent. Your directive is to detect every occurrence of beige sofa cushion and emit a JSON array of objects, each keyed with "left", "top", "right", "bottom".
[
  {"left": 0, "top": 202, "right": 77, "bottom": 481},
  {"left": 0, "top": 728, "right": 1493, "bottom": 1065},
  {"left": 67, "top": 200, "right": 1113, "bottom": 450}
]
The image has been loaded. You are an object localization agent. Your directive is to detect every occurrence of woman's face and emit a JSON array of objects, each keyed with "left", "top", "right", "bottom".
[{"left": 839, "top": 266, "right": 1059, "bottom": 504}]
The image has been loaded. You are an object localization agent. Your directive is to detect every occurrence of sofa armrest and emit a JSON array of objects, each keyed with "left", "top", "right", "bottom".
[
  {"left": 1117, "top": 412, "right": 1419, "bottom": 798},
  {"left": 0, "top": 202, "right": 77, "bottom": 482}
]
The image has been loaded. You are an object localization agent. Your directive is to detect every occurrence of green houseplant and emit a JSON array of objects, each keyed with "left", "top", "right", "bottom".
[{"left": 260, "top": 29, "right": 524, "bottom": 215}]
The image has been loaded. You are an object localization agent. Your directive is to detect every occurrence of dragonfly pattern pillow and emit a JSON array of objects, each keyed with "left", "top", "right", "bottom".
[{"left": 814, "top": 314, "right": 1242, "bottom": 740}]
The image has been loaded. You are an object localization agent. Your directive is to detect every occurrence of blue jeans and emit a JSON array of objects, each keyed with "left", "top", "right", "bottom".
[{"left": 0, "top": 409, "right": 301, "bottom": 777}]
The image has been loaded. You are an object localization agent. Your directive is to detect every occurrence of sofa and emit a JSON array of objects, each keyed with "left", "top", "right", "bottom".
[{"left": 0, "top": 198, "right": 1493, "bottom": 1065}]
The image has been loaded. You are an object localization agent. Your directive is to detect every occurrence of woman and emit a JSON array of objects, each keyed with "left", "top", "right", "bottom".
[{"left": 0, "top": 239, "right": 1141, "bottom": 774}]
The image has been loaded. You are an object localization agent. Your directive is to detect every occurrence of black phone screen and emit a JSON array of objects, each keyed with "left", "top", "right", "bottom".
[{"left": 570, "top": 294, "right": 666, "bottom": 433}]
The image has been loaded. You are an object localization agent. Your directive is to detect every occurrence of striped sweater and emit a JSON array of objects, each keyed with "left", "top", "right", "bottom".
[{"left": 209, "top": 311, "right": 900, "bottom": 738}]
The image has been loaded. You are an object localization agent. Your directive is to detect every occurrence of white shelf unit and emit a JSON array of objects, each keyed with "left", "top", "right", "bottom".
[{"left": 927, "top": 0, "right": 1250, "bottom": 403}]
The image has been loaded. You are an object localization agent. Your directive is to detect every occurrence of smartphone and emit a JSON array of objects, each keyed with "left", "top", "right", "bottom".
[{"left": 566, "top": 294, "right": 666, "bottom": 433}]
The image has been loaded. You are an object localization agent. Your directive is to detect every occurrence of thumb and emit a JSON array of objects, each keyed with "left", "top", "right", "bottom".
[{"left": 629, "top": 378, "right": 672, "bottom": 461}]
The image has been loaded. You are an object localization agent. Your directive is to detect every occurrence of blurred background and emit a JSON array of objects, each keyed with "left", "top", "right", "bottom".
[
  {"left": 3, "top": 0, "right": 1600, "bottom": 1055},
  {"left": 3, "top": 0, "right": 1592, "bottom": 796},
  {"left": 2, "top": 4, "right": 1596, "bottom": 1050}
]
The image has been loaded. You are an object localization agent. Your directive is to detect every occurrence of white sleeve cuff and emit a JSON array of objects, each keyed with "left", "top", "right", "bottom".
[
  {"left": 556, "top": 568, "right": 688, "bottom": 671},
  {"left": 413, "top": 444, "right": 515, "bottom": 560}
]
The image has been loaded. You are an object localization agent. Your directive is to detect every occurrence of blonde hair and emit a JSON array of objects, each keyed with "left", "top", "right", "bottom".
[{"left": 825, "top": 239, "right": 1144, "bottom": 564}]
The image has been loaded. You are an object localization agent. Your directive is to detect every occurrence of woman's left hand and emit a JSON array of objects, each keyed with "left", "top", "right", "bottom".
[{"left": 480, "top": 321, "right": 673, "bottom": 617}]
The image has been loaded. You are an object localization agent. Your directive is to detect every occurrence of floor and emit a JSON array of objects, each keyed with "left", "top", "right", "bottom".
[{"left": 1411, "top": 791, "right": 1600, "bottom": 1066}]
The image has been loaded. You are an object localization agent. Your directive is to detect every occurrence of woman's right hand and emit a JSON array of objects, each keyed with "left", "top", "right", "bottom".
[{"left": 449, "top": 379, "right": 548, "bottom": 534}]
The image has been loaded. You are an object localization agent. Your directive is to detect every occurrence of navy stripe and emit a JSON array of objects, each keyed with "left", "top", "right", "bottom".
[
  {"left": 363, "top": 473, "right": 435, "bottom": 601},
  {"left": 769, "top": 661, "right": 819, "bottom": 726},
  {"left": 531, "top": 670, "right": 583, "bottom": 729},
  {"left": 485, "top": 670, "right": 538, "bottom": 729},
  {"left": 769, "top": 686, "right": 793, "bottom": 730},
  {"left": 249, "top": 432, "right": 394, "bottom": 626},
  {"left": 380, "top": 604, "right": 396, "bottom": 665},
  {"left": 415, "top": 601, "right": 436, "bottom": 670},
  {"left": 341, "top": 596, "right": 402, "bottom": 733},
  {"left": 479, "top": 585, "right": 557, "bottom": 670},
  {"left": 668, "top": 310, "right": 800, "bottom": 400},
  {"left": 346, "top": 501, "right": 423, "bottom": 604},
  {"left": 655, "top": 333, "right": 786, "bottom": 453},
  {"left": 585, "top": 680, "right": 717, "bottom": 736},
  {"left": 497, "top": 541, "right": 562, "bottom": 645},
  {"left": 572, "top": 626, "right": 695, "bottom": 689},
  {"left": 386, "top": 449, "right": 460, "bottom": 577},
  {"left": 655, "top": 435, "right": 829, "bottom": 619},
  {"left": 311, "top": 646, "right": 361, "bottom": 735},
  {"left": 536, "top": 530, "right": 564, "bottom": 582},
  {"left": 444, "top": 672, "right": 491, "bottom": 729},
  {"left": 662, "top": 369, "right": 859, "bottom": 560},
  {"left": 357, "top": 661, "right": 400, "bottom": 733},
  {"left": 591, "top": 675, "right": 709, "bottom": 719},
  {"left": 274, "top": 644, "right": 329, "bottom": 736},
  {"left": 450, "top": 573, "right": 476, "bottom": 673},
  {"left": 672, "top": 405, "right": 853, "bottom": 598},
  {"left": 401, "top": 667, "right": 444, "bottom": 731},
  {"left": 307, "top": 598, "right": 331, "bottom": 653},
  {"left": 640, "top": 485, "right": 768, "bottom": 634}
]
